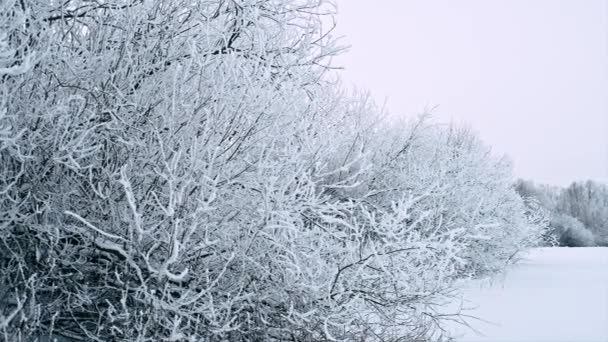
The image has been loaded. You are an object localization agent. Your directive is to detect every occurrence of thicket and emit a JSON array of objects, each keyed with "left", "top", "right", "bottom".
[{"left": 1, "top": 1, "right": 545, "bottom": 340}]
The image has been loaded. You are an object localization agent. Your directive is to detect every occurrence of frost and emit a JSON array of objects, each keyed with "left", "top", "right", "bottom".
[{"left": 0, "top": 0, "right": 545, "bottom": 340}]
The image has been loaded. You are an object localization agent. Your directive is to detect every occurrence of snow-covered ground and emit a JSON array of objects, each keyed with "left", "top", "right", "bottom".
[{"left": 450, "top": 247, "right": 608, "bottom": 342}]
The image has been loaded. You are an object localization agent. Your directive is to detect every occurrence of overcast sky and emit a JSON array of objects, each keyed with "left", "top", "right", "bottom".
[{"left": 333, "top": 0, "right": 608, "bottom": 186}]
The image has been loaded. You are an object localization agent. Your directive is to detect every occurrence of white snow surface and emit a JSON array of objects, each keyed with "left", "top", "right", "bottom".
[{"left": 450, "top": 247, "right": 608, "bottom": 342}]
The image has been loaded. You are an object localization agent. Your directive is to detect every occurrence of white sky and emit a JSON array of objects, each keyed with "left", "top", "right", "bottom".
[{"left": 332, "top": 0, "right": 608, "bottom": 186}]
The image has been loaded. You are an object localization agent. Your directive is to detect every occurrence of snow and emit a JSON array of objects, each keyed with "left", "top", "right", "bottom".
[{"left": 451, "top": 247, "right": 608, "bottom": 342}]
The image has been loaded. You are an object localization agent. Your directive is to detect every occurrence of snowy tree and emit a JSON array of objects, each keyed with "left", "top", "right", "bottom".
[{"left": 557, "top": 181, "right": 608, "bottom": 241}]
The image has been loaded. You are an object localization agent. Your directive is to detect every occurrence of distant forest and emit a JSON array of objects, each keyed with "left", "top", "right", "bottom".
[{"left": 516, "top": 180, "right": 608, "bottom": 247}]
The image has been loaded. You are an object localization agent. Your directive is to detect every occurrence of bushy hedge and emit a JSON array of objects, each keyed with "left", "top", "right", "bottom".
[{"left": 0, "top": 1, "right": 545, "bottom": 340}]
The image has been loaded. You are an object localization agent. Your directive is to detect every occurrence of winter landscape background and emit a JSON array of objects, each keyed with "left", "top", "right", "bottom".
[{"left": 0, "top": 0, "right": 606, "bottom": 341}]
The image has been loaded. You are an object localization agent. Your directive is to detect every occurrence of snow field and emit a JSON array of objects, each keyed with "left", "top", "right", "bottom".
[{"left": 451, "top": 247, "right": 608, "bottom": 342}]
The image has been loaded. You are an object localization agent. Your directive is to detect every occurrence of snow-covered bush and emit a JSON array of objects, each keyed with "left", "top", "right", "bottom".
[
  {"left": 551, "top": 214, "right": 596, "bottom": 247},
  {"left": 0, "top": 1, "right": 545, "bottom": 341},
  {"left": 359, "top": 120, "right": 546, "bottom": 277},
  {"left": 596, "top": 235, "right": 608, "bottom": 247}
]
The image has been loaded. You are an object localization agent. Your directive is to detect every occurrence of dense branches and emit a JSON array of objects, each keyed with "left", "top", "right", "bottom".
[{"left": 0, "top": 1, "right": 545, "bottom": 341}]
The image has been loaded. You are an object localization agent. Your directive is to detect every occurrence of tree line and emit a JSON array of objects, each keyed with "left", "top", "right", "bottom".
[{"left": 516, "top": 179, "right": 608, "bottom": 247}]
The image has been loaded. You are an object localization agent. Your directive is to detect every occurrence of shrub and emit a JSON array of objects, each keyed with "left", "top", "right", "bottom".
[
  {"left": 551, "top": 214, "right": 596, "bottom": 247},
  {"left": 0, "top": 1, "right": 545, "bottom": 340}
]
